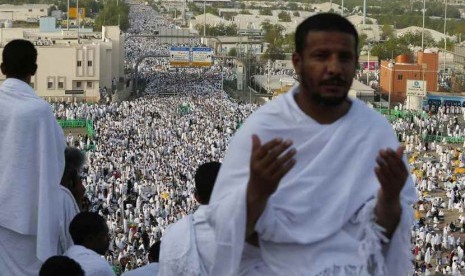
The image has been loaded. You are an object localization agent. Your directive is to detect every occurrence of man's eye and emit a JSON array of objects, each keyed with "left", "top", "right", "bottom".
[{"left": 312, "top": 53, "right": 327, "bottom": 59}]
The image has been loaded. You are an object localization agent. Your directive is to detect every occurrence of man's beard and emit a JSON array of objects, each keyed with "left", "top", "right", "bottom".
[{"left": 300, "top": 75, "right": 348, "bottom": 107}]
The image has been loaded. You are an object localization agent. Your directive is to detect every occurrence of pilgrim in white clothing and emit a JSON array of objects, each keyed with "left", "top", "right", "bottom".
[{"left": 208, "top": 87, "right": 417, "bottom": 276}]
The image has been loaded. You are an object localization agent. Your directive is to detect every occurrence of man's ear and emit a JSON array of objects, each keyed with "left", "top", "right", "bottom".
[
  {"left": 31, "top": 64, "right": 37, "bottom": 76},
  {"left": 292, "top": 52, "right": 302, "bottom": 76},
  {"left": 0, "top": 63, "right": 6, "bottom": 76}
]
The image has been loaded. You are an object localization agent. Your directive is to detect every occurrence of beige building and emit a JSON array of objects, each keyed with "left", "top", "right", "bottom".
[
  {"left": 0, "top": 25, "right": 124, "bottom": 102},
  {"left": 0, "top": 4, "right": 51, "bottom": 22}
]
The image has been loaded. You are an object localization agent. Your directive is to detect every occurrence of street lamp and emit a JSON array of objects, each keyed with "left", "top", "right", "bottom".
[
  {"left": 444, "top": 0, "right": 448, "bottom": 72},
  {"left": 388, "top": 62, "right": 394, "bottom": 112},
  {"left": 204, "top": 0, "right": 206, "bottom": 38},
  {"left": 366, "top": 44, "right": 372, "bottom": 85}
]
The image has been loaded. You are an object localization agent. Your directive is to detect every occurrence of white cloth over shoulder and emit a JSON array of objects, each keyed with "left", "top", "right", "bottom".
[
  {"left": 208, "top": 85, "right": 417, "bottom": 276},
  {"left": 58, "top": 186, "right": 80, "bottom": 254},
  {"left": 0, "top": 226, "right": 42, "bottom": 276},
  {"left": 159, "top": 206, "right": 215, "bottom": 276},
  {"left": 121, "top": 263, "right": 159, "bottom": 276},
  {"left": 0, "top": 78, "right": 65, "bottom": 263},
  {"left": 159, "top": 214, "right": 202, "bottom": 275},
  {"left": 65, "top": 245, "right": 115, "bottom": 276}
]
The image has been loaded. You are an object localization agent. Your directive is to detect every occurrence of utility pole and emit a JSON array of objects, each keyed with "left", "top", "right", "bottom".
[
  {"left": 341, "top": 0, "right": 344, "bottom": 16},
  {"left": 363, "top": 0, "right": 366, "bottom": 25},
  {"left": 422, "top": 0, "right": 425, "bottom": 51},
  {"left": 203, "top": 0, "right": 206, "bottom": 38},
  {"left": 67, "top": 0, "right": 69, "bottom": 30},
  {"left": 444, "top": 0, "right": 448, "bottom": 72}
]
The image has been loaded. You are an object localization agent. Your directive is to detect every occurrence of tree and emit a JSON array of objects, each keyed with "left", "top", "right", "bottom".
[
  {"left": 228, "top": 47, "right": 237, "bottom": 57},
  {"left": 259, "top": 7, "right": 272, "bottom": 16},
  {"left": 278, "top": 11, "right": 291, "bottom": 22},
  {"left": 370, "top": 38, "right": 413, "bottom": 61},
  {"left": 94, "top": 0, "right": 129, "bottom": 31},
  {"left": 381, "top": 24, "right": 395, "bottom": 41},
  {"left": 262, "top": 45, "right": 286, "bottom": 61},
  {"left": 261, "top": 22, "right": 288, "bottom": 61},
  {"left": 261, "top": 21, "right": 285, "bottom": 46},
  {"left": 293, "top": 11, "right": 300, "bottom": 17},
  {"left": 195, "top": 23, "right": 238, "bottom": 36},
  {"left": 287, "top": 2, "right": 298, "bottom": 10}
]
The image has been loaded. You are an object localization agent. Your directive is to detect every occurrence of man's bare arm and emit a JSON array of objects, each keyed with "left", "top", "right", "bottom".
[
  {"left": 246, "top": 135, "right": 296, "bottom": 241},
  {"left": 374, "top": 147, "right": 408, "bottom": 238}
]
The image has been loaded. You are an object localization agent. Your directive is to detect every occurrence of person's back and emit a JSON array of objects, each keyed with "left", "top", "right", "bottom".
[
  {"left": 64, "top": 212, "right": 115, "bottom": 276},
  {"left": 159, "top": 162, "right": 221, "bottom": 275},
  {"left": 0, "top": 39, "right": 66, "bottom": 276}
]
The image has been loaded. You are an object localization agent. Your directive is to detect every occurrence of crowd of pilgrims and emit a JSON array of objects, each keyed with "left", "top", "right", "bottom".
[
  {"left": 46, "top": 2, "right": 465, "bottom": 275},
  {"left": 48, "top": 3, "right": 255, "bottom": 273}
]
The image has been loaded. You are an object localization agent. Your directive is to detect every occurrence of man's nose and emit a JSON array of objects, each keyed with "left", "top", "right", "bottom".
[{"left": 327, "top": 56, "right": 342, "bottom": 75}]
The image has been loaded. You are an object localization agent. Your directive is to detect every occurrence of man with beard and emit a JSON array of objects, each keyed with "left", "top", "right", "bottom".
[{"left": 207, "top": 13, "right": 417, "bottom": 275}]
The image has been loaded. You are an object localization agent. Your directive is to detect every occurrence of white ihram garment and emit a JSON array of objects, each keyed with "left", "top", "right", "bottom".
[{"left": 208, "top": 85, "right": 417, "bottom": 276}]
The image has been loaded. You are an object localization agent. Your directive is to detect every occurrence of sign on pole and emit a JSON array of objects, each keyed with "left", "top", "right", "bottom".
[
  {"left": 169, "top": 47, "right": 190, "bottom": 67},
  {"left": 406, "top": 80, "right": 427, "bottom": 97},
  {"left": 191, "top": 47, "right": 213, "bottom": 67}
]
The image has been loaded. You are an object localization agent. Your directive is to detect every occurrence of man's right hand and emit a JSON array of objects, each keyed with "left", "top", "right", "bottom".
[{"left": 246, "top": 135, "right": 296, "bottom": 242}]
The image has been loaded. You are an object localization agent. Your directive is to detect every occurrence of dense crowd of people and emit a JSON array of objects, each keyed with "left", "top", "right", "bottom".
[
  {"left": 49, "top": 5, "right": 465, "bottom": 275},
  {"left": 47, "top": 3, "right": 256, "bottom": 273},
  {"left": 4, "top": 3, "right": 465, "bottom": 276}
]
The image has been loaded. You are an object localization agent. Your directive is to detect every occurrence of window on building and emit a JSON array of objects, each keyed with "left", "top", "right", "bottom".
[
  {"left": 28, "top": 9, "right": 32, "bottom": 12},
  {"left": 58, "top": 77, "right": 65, "bottom": 89},
  {"left": 40, "top": 9, "right": 44, "bottom": 12},
  {"left": 88, "top": 60, "right": 93, "bottom": 67},
  {"left": 87, "top": 81, "right": 93, "bottom": 88},
  {"left": 77, "top": 61, "right": 82, "bottom": 67},
  {"left": 397, "top": 74, "right": 403, "bottom": 80},
  {"left": 47, "top": 77, "right": 55, "bottom": 89},
  {"left": 76, "top": 81, "right": 82, "bottom": 88}
]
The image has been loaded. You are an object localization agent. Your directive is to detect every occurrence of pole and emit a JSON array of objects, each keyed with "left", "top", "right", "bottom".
[
  {"left": 341, "top": 0, "right": 344, "bottom": 16},
  {"left": 367, "top": 46, "right": 370, "bottom": 85},
  {"left": 363, "top": 0, "right": 366, "bottom": 25},
  {"left": 444, "top": 0, "right": 447, "bottom": 73},
  {"left": 203, "top": 0, "right": 206, "bottom": 38},
  {"left": 67, "top": 0, "right": 69, "bottom": 30},
  {"left": 388, "top": 64, "right": 392, "bottom": 112},
  {"left": 422, "top": 0, "right": 425, "bottom": 51},
  {"left": 77, "top": 0, "right": 79, "bottom": 42}
]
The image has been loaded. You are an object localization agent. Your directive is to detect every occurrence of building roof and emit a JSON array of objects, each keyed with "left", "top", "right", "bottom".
[
  {"left": 189, "top": 13, "right": 230, "bottom": 27},
  {"left": 396, "top": 26, "right": 457, "bottom": 43},
  {"left": 350, "top": 79, "right": 375, "bottom": 93},
  {"left": 0, "top": 4, "right": 51, "bottom": 9}
]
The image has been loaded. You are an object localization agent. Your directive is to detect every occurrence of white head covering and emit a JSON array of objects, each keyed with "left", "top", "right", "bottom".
[{"left": 0, "top": 78, "right": 66, "bottom": 261}]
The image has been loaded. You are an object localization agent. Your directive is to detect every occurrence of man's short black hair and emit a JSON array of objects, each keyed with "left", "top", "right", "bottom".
[
  {"left": 148, "top": 240, "right": 161, "bottom": 263},
  {"left": 69, "top": 212, "right": 107, "bottom": 245},
  {"left": 1, "top": 39, "right": 37, "bottom": 79},
  {"left": 194, "top": 161, "right": 221, "bottom": 204},
  {"left": 295, "top": 13, "right": 359, "bottom": 55},
  {"left": 39, "top": 256, "right": 84, "bottom": 276}
]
